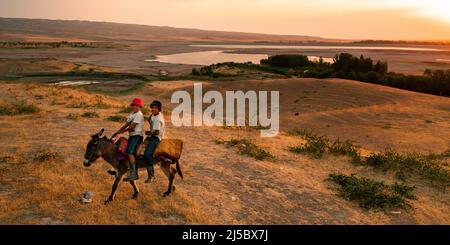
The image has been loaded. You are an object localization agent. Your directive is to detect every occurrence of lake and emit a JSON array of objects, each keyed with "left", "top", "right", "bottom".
[
  {"left": 145, "top": 44, "right": 448, "bottom": 66},
  {"left": 436, "top": 59, "right": 450, "bottom": 63},
  {"left": 52, "top": 80, "right": 100, "bottom": 86},
  {"left": 145, "top": 51, "right": 335, "bottom": 66}
]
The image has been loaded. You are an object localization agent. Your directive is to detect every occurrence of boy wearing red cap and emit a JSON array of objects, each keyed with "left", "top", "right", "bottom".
[{"left": 112, "top": 98, "right": 144, "bottom": 181}]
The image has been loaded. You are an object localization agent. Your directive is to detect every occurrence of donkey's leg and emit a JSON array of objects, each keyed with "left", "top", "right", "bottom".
[
  {"left": 130, "top": 180, "right": 140, "bottom": 199},
  {"left": 105, "top": 173, "right": 124, "bottom": 204},
  {"left": 170, "top": 166, "right": 177, "bottom": 192},
  {"left": 160, "top": 162, "right": 176, "bottom": 197}
]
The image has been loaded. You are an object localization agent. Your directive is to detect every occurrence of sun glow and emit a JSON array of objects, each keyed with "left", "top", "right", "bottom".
[{"left": 387, "top": 0, "right": 450, "bottom": 23}]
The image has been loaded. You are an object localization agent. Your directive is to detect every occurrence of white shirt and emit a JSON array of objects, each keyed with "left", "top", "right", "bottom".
[
  {"left": 127, "top": 111, "right": 144, "bottom": 136},
  {"left": 150, "top": 113, "right": 165, "bottom": 140}
]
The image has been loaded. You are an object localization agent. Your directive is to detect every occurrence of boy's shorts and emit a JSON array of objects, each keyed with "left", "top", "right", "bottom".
[{"left": 126, "top": 135, "right": 143, "bottom": 155}]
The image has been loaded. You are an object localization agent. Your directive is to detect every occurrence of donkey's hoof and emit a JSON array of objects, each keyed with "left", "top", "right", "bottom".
[
  {"left": 131, "top": 193, "right": 139, "bottom": 199},
  {"left": 163, "top": 191, "right": 172, "bottom": 197},
  {"left": 172, "top": 186, "right": 176, "bottom": 192},
  {"left": 104, "top": 197, "right": 114, "bottom": 205}
]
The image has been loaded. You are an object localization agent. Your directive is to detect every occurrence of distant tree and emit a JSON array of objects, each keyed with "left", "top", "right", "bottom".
[
  {"left": 423, "top": 69, "right": 432, "bottom": 77},
  {"left": 333, "top": 53, "right": 387, "bottom": 74},
  {"left": 374, "top": 61, "right": 388, "bottom": 74},
  {"left": 261, "top": 54, "right": 310, "bottom": 68},
  {"left": 191, "top": 68, "right": 200, "bottom": 75}
]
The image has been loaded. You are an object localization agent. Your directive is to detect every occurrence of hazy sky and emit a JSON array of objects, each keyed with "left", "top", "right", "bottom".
[{"left": 1, "top": 0, "right": 450, "bottom": 40}]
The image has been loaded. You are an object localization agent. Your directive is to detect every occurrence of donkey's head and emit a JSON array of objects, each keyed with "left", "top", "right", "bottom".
[{"left": 83, "top": 128, "right": 105, "bottom": 167}]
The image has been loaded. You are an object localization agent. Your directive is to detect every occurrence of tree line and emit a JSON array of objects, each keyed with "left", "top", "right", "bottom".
[{"left": 259, "top": 53, "right": 449, "bottom": 96}]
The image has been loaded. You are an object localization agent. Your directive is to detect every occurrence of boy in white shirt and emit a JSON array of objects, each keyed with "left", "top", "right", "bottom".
[
  {"left": 112, "top": 98, "right": 144, "bottom": 181},
  {"left": 144, "top": 100, "right": 165, "bottom": 183}
]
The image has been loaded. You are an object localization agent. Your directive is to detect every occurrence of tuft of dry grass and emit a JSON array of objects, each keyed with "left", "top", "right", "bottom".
[
  {"left": 67, "top": 113, "right": 79, "bottom": 120},
  {"left": 0, "top": 101, "right": 40, "bottom": 115},
  {"left": 32, "top": 150, "right": 63, "bottom": 162},
  {"left": 216, "top": 138, "right": 275, "bottom": 160},
  {"left": 67, "top": 101, "right": 111, "bottom": 109},
  {"left": 106, "top": 115, "right": 127, "bottom": 123},
  {"left": 81, "top": 111, "right": 99, "bottom": 118}
]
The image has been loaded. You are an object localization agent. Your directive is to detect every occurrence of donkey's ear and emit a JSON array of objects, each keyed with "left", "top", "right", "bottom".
[{"left": 91, "top": 128, "right": 104, "bottom": 138}]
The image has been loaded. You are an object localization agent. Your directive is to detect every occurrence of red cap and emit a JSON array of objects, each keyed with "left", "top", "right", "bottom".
[{"left": 130, "top": 98, "right": 143, "bottom": 107}]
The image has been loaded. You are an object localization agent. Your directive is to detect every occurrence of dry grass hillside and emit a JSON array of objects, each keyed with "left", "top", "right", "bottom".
[
  {"left": 0, "top": 58, "right": 117, "bottom": 75},
  {"left": 0, "top": 79, "right": 448, "bottom": 224},
  {"left": 0, "top": 17, "right": 338, "bottom": 43}
]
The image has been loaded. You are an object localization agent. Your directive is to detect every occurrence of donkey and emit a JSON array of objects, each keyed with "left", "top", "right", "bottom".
[{"left": 83, "top": 128, "right": 183, "bottom": 204}]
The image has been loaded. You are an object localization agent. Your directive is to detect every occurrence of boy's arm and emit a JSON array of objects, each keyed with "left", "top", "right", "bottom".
[
  {"left": 150, "top": 130, "right": 160, "bottom": 136},
  {"left": 146, "top": 116, "right": 153, "bottom": 135},
  {"left": 129, "top": 122, "right": 137, "bottom": 131},
  {"left": 112, "top": 121, "right": 131, "bottom": 137}
]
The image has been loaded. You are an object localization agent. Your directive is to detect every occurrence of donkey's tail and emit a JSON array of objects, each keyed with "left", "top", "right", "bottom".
[{"left": 175, "top": 160, "right": 183, "bottom": 179}]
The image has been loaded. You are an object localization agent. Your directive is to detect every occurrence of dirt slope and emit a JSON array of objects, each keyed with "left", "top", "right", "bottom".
[{"left": 0, "top": 79, "right": 448, "bottom": 224}]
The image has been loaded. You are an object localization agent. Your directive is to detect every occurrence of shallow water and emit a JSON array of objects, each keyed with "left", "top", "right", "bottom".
[
  {"left": 145, "top": 50, "right": 268, "bottom": 65},
  {"left": 52, "top": 80, "right": 100, "bottom": 86},
  {"left": 307, "top": 56, "right": 335, "bottom": 63},
  {"left": 146, "top": 51, "right": 335, "bottom": 66},
  {"left": 435, "top": 58, "right": 450, "bottom": 62},
  {"left": 147, "top": 43, "right": 447, "bottom": 66}
]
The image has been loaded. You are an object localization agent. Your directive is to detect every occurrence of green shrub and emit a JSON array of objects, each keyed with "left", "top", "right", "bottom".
[
  {"left": 192, "top": 68, "right": 200, "bottom": 75},
  {"left": 364, "top": 150, "right": 450, "bottom": 186},
  {"left": 289, "top": 135, "right": 329, "bottom": 159},
  {"left": 328, "top": 173, "right": 416, "bottom": 211},
  {"left": 288, "top": 129, "right": 361, "bottom": 161}
]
